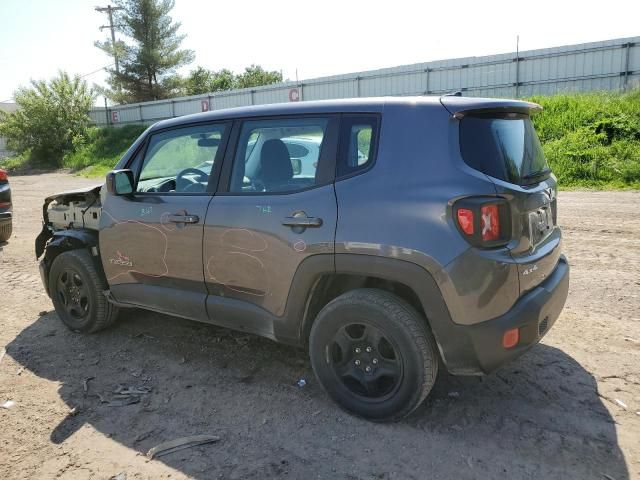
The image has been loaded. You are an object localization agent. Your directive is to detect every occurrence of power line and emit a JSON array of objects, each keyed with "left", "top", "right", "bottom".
[{"left": 80, "top": 64, "right": 114, "bottom": 78}]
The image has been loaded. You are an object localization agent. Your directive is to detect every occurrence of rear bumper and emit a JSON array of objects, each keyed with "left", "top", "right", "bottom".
[
  {"left": 437, "top": 255, "right": 569, "bottom": 374},
  {"left": 0, "top": 211, "right": 11, "bottom": 224}
]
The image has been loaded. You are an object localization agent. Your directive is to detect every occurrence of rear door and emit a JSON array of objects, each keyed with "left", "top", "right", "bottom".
[
  {"left": 100, "top": 122, "right": 230, "bottom": 320},
  {"left": 458, "top": 112, "right": 561, "bottom": 293},
  {"left": 203, "top": 115, "right": 339, "bottom": 324}
]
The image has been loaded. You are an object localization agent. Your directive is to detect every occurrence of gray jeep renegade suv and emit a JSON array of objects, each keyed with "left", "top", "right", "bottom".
[{"left": 36, "top": 96, "right": 569, "bottom": 420}]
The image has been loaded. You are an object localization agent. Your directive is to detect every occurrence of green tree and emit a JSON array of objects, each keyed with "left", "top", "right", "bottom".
[
  {"left": 0, "top": 72, "right": 94, "bottom": 166},
  {"left": 183, "top": 66, "right": 236, "bottom": 95},
  {"left": 235, "top": 64, "right": 282, "bottom": 89},
  {"left": 96, "top": 0, "right": 194, "bottom": 103}
]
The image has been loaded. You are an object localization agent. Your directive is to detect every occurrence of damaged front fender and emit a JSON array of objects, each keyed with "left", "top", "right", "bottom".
[{"left": 35, "top": 184, "right": 103, "bottom": 259}]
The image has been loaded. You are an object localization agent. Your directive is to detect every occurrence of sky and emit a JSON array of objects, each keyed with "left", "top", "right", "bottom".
[{"left": 0, "top": 0, "right": 639, "bottom": 103}]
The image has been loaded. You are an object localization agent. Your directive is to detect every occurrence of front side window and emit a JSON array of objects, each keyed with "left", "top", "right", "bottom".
[
  {"left": 230, "top": 118, "right": 328, "bottom": 193},
  {"left": 136, "top": 124, "right": 227, "bottom": 193}
]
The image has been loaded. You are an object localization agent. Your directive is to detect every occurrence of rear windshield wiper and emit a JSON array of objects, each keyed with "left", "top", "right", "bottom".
[{"left": 522, "top": 168, "right": 551, "bottom": 181}]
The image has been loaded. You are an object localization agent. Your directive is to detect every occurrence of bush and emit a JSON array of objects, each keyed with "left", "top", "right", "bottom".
[
  {"left": 0, "top": 72, "right": 94, "bottom": 167},
  {"left": 531, "top": 89, "right": 640, "bottom": 188}
]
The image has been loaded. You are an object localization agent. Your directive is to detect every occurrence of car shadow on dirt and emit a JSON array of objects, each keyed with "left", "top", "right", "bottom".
[{"left": 6, "top": 309, "right": 629, "bottom": 479}]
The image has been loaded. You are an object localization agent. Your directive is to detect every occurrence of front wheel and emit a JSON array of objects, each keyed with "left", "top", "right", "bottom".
[
  {"left": 309, "top": 289, "right": 439, "bottom": 421},
  {"left": 49, "top": 249, "right": 119, "bottom": 333}
]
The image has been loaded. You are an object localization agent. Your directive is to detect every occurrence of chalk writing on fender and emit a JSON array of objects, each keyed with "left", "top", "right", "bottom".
[{"left": 109, "top": 251, "right": 133, "bottom": 267}]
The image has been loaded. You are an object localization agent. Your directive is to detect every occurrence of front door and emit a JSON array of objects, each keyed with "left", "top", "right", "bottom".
[
  {"left": 203, "top": 116, "right": 339, "bottom": 331},
  {"left": 100, "top": 122, "right": 230, "bottom": 320}
]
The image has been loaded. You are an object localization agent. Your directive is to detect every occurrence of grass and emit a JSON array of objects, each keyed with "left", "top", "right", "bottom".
[
  {"left": 530, "top": 89, "right": 640, "bottom": 189},
  {"left": 2, "top": 90, "right": 639, "bottom": 189},
  {"left": 0, "top": 124, "right": 147, "bottom": 177},
  {"left": 62, "top": 124, "right": 148, "bottom": 177},
  {"left": 0, "top": 152, "right": 30, "bottom": 171}
]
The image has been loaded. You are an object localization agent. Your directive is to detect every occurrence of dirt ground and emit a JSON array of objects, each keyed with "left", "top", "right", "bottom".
[{"left": 1, "top": 172, "right": 639, "bottom": 480}]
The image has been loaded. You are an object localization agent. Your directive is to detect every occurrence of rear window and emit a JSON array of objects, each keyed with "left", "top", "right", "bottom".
[{"left": 459, "top": 113, "right": 549, "bottom": 185}]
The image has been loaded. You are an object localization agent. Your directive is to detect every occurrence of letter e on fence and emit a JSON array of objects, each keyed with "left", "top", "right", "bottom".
[
  {"left": 111, "top": 111, "right": 119, "bottom": 123},
  {"left": 201, "top": 100, "right": 210, "bottom": 112}
]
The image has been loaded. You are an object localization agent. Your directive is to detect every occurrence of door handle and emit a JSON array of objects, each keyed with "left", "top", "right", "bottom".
[
  {"left": 168, "top": 214, "right": 199, "bottom": 224},
  {"left": 282, "top": 216, "right": 323, "bottom": 228}
]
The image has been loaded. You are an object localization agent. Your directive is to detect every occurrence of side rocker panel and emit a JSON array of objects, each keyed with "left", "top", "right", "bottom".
[{"left": 206, "top": 254, "right": 335, "bottom": 345}]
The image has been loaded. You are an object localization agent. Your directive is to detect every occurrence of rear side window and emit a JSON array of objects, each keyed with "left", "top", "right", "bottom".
[
  {"left": 230, "top": 117, "right": 329, "bottom": 193},
  {"left": 459, "top": 113, "right": 549, "bottom": 185},
  {"left": 337, "top": 116, "right": 379, "bottom": 178}
]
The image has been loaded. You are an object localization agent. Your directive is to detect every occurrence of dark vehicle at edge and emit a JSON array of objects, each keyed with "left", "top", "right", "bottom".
[{"left": 0, "top": 168, "right": 12, "bottom": 242}]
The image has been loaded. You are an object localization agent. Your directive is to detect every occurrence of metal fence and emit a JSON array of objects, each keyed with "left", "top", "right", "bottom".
[
  {"left": 89, "top": 36, "right": 640, "bottom": 127},
  {"left": 0, "top": 137, "right": 10, "bottom": 159},
  {"left": 0, "top": 102, "right": 18, "bottom": 158},
  {"left": 2, "top": 36, "right": 639, "bottom": 157}
]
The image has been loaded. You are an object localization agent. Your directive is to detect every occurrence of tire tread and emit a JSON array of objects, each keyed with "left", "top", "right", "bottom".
[
  {"left": 310, "top": 288, "right": 439, "bottom": 420},
  {"left": 0, "top": 222, "right": 12, "bottom": 242},
  {"left": 50, "top": 249, "right": 119, "bottom": 333}
]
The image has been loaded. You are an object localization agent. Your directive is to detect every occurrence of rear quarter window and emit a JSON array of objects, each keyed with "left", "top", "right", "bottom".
[{"left": 337, "top": 115, "right": 380, "bottom": 178}]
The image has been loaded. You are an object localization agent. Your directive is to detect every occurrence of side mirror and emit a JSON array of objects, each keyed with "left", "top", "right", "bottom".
[{"left": 106, "top": 169, "right": 134, "bottom": 195}]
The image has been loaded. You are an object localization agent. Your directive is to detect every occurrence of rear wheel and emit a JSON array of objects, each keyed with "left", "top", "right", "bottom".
[
  {"left": 309, "top": 289, "right": 438, "bottom": 421},
  {"left": 0, "top": 222, "right": 12, "bottom": 242},
  {"left": 49, "top": 249, "right": 119, "bottom": 333}
]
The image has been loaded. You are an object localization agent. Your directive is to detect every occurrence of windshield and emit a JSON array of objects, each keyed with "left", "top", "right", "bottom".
[{"left": 459, "top": 113, "right": 549, "bottom": 185}]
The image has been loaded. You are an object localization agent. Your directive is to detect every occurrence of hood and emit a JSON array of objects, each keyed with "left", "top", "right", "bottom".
[{"left": 44, "top": 184, "right": 103, "bottom": 203}]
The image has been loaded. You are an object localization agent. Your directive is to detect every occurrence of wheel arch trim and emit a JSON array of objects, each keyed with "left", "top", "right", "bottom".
[
  {"left": 292, "top": 254, "right": 456, "bottom": 359},
  {"left": 38, "top": 229, "right": 100, "bottom": 295}
]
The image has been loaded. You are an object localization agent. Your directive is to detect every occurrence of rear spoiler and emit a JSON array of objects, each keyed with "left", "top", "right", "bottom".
[{"left": 439, "top": 96, "right": 542, "bottom": 119}]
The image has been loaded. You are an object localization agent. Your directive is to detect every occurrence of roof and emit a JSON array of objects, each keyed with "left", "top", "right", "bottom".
[{"left": 148, "top": 95, "right": 541, "bottom": 131}]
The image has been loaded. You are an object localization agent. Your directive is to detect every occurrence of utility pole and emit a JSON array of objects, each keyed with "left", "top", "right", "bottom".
[
  {"left": 96, "top": 4, "right": 124, "bottom": 74},
  {"left": 515, "top": 35, "right": 520, "bottom": 98}
]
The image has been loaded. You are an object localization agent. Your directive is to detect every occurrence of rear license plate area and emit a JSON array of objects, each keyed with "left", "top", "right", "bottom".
[{"left": 528, "top": 205, "right": 554, "bottom": 245}]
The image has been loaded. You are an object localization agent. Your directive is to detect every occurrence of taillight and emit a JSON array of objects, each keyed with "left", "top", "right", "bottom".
[
  {"left": 454, "top": 197, "right": 510, "bottom": 248},
  {"left": 0, "top": 169, "right": 7, "bottom": 182},
  {"left": 480, "top": 204, "right": 500, "bottom": 241},
  {"left": 456, "top": 208, "right": 474, "bottom": 235}
]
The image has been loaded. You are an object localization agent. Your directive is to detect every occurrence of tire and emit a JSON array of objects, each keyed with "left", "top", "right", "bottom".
[
  {"left": 309, "top": 288, "right": 439, "bottom": 421},
  {"left": 0, "top": 222, "right": 11, "bottom": 242},
  {"left": 48, "top": 249, "right": 119, "bottom": 333}
]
